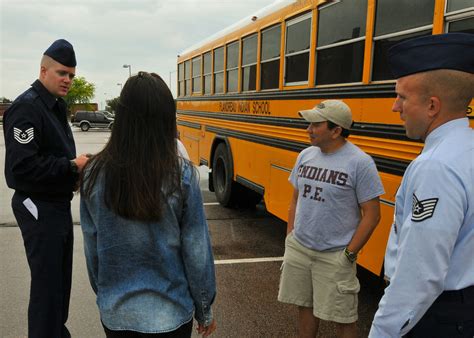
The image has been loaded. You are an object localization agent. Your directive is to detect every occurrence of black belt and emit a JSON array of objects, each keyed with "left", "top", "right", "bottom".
[{"left": 435, "top": 285, "right": 474, "bottom": 304}]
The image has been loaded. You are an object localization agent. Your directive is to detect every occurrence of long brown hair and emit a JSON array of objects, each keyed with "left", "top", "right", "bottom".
[{"left": 81, "top": 72, "right": 181, "bottom": 222}]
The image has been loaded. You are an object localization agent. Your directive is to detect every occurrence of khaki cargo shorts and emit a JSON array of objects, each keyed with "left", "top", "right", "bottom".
[{"left": 278, "top": 232, "right": 360, "bottom": 324}]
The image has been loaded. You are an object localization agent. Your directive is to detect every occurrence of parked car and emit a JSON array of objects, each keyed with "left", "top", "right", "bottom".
[{"left": 72, "top": 110, "right": 114, "bottom": 131}]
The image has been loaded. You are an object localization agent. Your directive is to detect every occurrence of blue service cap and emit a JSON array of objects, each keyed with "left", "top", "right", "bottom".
[
  {"left": 388, "top": 33, "right": 474, "bottom": 78},
  {"left": 43, "top": 39, "right": 76, "bottom": 67}
]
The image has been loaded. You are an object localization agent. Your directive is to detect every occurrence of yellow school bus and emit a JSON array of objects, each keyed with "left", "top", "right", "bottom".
[{"left": 176, "top": 0, "right": 474, "bottom": 276}]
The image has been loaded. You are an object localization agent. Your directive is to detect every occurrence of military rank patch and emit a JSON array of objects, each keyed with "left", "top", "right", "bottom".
[
  {"left": 411, "top": 193, "right": 438, "bottom": 222},
  {"left": 14, "top": 127, "right": 34, "bottom": 144}
]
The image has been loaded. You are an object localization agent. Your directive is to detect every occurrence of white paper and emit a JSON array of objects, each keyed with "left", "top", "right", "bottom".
[{"left": 22, "top": 198, "right": 38, "bottom": 220}]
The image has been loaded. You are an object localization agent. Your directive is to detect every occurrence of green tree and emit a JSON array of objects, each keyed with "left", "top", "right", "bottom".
[
  {"left": 64, "top": 76, "right": 95, "bottom": 109},
  {"left": 106, "top": 97, "right": 120, "bottom": 113},
  {"left": 1, "top": 97, "right": 12, "bottom": 103}
]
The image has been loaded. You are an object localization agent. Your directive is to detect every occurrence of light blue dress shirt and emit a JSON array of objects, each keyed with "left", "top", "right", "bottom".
[
  {"left": 370, "top": 118, "right": 474, "bottom": 337},
  {"left": 80, "top": 159, "right": 216, "bottom": 333}
]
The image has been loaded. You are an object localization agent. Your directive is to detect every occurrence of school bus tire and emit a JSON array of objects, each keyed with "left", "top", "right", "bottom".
[
  {"left": 212, "top": 143, "right": 237, "bottom": 207},
  {"left": 212, "top": 143, "right": 262, "bottom": 208}
]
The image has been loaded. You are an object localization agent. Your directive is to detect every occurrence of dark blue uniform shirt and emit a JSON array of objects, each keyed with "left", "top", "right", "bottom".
[{"left": 3, "top": 80, "right": 77, "bottom": 200}]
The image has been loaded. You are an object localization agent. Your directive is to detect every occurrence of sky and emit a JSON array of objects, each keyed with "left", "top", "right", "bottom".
[{"left": 0, "top": 0, "right": 276, "bottom": 108}]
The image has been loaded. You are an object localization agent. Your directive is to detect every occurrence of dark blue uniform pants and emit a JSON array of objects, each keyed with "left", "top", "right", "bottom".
[
  {"left": 405, "top": 285, "right": 474, "bottom": 338},
  {"left": 12, "top": 192, "right": 73, "bottom": 338}
]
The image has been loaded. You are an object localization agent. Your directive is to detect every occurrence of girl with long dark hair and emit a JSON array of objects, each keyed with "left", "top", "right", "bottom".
[{"left": 80, "top": 72, "right": 216, "bottom": 337}]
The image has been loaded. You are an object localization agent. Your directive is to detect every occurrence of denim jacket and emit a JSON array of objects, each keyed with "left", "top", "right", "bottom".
[{"left": 80, "top": 160, "right": 216, "bottom": 333}]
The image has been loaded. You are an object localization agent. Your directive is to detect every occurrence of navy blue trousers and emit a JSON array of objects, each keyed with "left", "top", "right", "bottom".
[
  {"left": 405, "top": 286, "right": 474, "bottom": 338},
  {"left": 12, "top": 192, "right": 73, "bottom": 338}
]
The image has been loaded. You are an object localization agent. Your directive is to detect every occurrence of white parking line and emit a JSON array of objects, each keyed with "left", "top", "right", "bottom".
[
  {"left": 203, "top": 202, "right": 220, "bottom": 206},
  {"left": 214, "top": 257, "right": 284, "bottom": 265}
]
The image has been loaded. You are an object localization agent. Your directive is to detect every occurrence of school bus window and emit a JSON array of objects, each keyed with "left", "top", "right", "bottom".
[
  {"left": 226, "top": 41, "right": 239, "bottom": 93},
  {"left": 285, "top": 13, "right": 311, "bottom": 85},
  {"left": 241, "top": 34, "right": 257, "bottom": 92},
  {"left": 214, "top": 47, "right": 224, "bottom": 94},
  {"left": 261, "top": 24, "right": 281, "bottom": 90},
  {"left": 446, "top": 0, "right": 474, "bottom": 13},
  {"left": 315, "top": 1, "right": 367, "bottom": 85},
  {"left": 374, "top": 0, "right": 435, "bottom": 36},
  {"left": 445, "top": 0, "right": 474, "bottom": 34},
  {"left": 372, "top": 30, "right": 431, "bottom": 81},
  {"left": 184, "top": 60, "right": 191, "bottom": 96},
  {"left": 372, "top": 0, "right": 434, "bottom": 81},
  {"left": 192, "top": 56, "right": 201, "bottom": 94},
  {"left": 448, "top": 17, "right": 474, "bottom": 33},
  {"left": 178, "top": 63, "right": 184, "bottom": 97},
  {"left": 203, "top": 52, "right": 212, "bottom": 94}
]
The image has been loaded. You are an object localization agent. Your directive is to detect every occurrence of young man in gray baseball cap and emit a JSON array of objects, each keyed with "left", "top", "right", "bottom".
[{"left": 279, "top": 99, "right": 384, "bottom": 338}]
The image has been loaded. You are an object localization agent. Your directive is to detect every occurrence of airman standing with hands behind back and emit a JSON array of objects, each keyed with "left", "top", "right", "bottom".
[
  {"left": 3, "top": 39, "right": 89, "bottom": 338},
  {"left": 370, "top": 33, "right": 474, "bottom": 338}
]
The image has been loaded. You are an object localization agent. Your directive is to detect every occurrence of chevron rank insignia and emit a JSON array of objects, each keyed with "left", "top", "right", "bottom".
[
  {"left": 13, "top": 127, "right": 34, "bottom": 144},
  {"left": 411, "top": 193, "right": 438, "bottom": 222}
]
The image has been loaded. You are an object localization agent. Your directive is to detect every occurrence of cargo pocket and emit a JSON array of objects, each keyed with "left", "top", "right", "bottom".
[{"left": 336, "top": 280, "right": 360, "bottom": 314}]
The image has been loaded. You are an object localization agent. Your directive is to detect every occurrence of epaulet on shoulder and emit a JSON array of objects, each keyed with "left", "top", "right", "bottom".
[
  {"left": 9, "top": 90, "right": 38, "bottom": 109},
  {"left": 5, "top": 89, "right": 38, "bottom": 117},
  {"left": 21, "top": 88, "right": 39, "bottom": 102}
]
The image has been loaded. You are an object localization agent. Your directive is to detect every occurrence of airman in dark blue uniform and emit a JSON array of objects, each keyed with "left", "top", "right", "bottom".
[{"left": 3, "top": 39, "right": 89, "bottom": 338}]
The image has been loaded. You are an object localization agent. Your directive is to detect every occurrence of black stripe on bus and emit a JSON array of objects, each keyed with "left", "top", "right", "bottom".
[
  {"left": 371, "top": 155, "right": 410, "bottom": 176},
  {"left": 178, "top": 110, "right": 411, "bottom": 141},
  {"left": 177, "top": 120, "right": 201, "bottom": 130},
  {"left": 236, "top": 175, "right": 265, "bottom": 195},
  {"left": 205, "top": 125, "right": 307, "bottom": 152},
  {"left": 176, "top": 83, "right": 396, "bottom": 102},
  {"left": 205, "top": 125, "right": 410, "bottom": 176},
  {"left": 178, "top": 110, "right": 304, "bottom": 128},
  {"left": 351, "top": 122, "right": 409, "bottom": 141}
]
